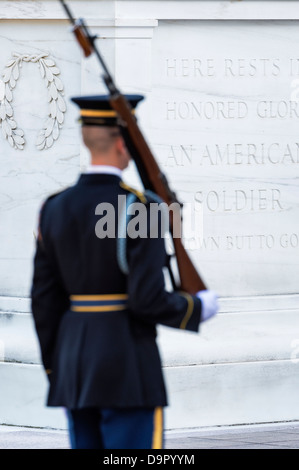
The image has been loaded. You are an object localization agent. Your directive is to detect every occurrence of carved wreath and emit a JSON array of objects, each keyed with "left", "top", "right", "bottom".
[{"left": 0, "top": 53, "right": 66, "bottom": 150}]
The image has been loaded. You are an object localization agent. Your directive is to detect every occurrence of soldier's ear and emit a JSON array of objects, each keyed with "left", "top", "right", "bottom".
[{"left": 115, "top": 134, "right": 127, "bottom": 153}]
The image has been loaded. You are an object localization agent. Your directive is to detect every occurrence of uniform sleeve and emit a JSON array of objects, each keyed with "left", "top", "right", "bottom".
[
  {"left": 31, "top": 204, "right": 69, "bottom": 373},
  {"left": 126, "top": 205, "right": 202, "bottom": 332}
]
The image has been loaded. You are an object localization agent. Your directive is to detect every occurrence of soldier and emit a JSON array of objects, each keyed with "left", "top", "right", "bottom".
[{"left": 31, "top": 94, "right": 219, "bottom": 449}]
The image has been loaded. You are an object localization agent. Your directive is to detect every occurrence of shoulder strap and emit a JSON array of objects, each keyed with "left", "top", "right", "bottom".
[
  {"left": 119, "top": 181, "right": 147, "bottom": 203},
  {"left": 117, "top": 192, "right": 137, "bottom": 275},
  {"left": 116, "top": 190, "right": 169, "bottom": 275}
]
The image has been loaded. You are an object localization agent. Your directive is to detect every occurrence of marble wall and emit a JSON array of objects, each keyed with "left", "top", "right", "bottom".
[
  {"left": 0, "top": 15, "right": 82, "bottom": 298},
  {"left": 0, "top": 0, "right": 299, "bottom": 430},
  {"left": 150, "top": 19, "right": 299, "bottom": 298}
]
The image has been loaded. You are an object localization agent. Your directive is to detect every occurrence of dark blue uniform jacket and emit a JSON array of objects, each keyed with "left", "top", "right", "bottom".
[{"left": 31, "top": 173, "right": 202, "bottom": 409}]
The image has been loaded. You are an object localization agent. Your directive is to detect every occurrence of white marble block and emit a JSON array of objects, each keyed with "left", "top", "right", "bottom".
[{"left": 0, "top": 1, "right": 299, "bottom": 430}]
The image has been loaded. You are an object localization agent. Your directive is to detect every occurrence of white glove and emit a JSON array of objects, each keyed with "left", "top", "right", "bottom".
[{"left": 196, "top": 290, "right": 219, "bottom": 323}]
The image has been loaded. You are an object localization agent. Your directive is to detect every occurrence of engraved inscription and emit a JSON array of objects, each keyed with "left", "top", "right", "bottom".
[
  {"left": 166, "top": 101, "right": 248, "bottom": 120},
  {"left": 193, "top": 233, "right": 299, "bottom": 251},
  {"left": 224, "top": 58, "right": 280, "bottom": 77},
  {"left": 166, "top": 100, "right": 299, "bottom": 121},
  {"left": 257, "top": 101, "right": 299, "bottom": 119},
  {"left": 160, "top": 143, "right": 299, "bottom": 167},
  {"left": 194, "top": 188, "right": 283, "bottom": 213},
  {"left": 166, "top": 58, "right": 215, "bottom": 77},
  {"left": 165, "top": 57, "right": 299, "bottom": 78}
]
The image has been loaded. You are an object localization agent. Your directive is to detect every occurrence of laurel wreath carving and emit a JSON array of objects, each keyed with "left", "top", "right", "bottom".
[{"left": 0, "top": 53, "right": 66, "bottom": 150}]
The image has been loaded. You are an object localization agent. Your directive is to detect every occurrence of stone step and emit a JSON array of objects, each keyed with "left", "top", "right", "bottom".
[
  {"left": 0, "top": 295, "right": 298, "bottom": 429},
  {"left": 1, "top": 358, "right": 299, "bottom": 430}
]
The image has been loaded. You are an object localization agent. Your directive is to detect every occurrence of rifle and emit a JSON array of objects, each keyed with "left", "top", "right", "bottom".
[{"left": 59, "top": 0, "right": 207, "bottom": 294}]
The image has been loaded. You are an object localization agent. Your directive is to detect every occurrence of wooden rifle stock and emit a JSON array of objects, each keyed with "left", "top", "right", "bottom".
[
  {"left": 59, "top": 0, "right": 207, "bottom": 294},
  {"left": 73, "top": 25, "right": 93, "bottom": 57}
]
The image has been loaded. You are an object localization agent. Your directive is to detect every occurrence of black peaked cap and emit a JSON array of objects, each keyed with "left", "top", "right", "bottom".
[{"left": 71, "top": 94, "right": 144, "bottom": 126}]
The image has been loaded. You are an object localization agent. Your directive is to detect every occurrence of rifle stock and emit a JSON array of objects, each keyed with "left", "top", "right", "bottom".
[{"left": 59, "top": 0, "right": 207, "bottom": 294}]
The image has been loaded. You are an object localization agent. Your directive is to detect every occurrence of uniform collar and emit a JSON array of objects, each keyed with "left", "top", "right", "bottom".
[{"left": 84, "top": 165, "right": 122, "bottom": 179}]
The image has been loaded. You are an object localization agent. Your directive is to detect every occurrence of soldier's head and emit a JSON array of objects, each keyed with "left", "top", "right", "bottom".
[
  {"left": 81, "top": 125, "right": 130, "bottom": 170},
  {"left": 71, "top": 94, "right": 144, "bottom": 170}
]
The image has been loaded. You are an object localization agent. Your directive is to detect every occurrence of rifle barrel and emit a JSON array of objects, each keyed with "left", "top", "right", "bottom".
[{"left": 59, "top": 0, "right": 75, "bottom": 25}]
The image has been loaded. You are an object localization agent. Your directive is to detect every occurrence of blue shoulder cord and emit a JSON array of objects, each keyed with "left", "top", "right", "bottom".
[
  {"left": 116, "top": 190, "right": 172, "bottom": 275},
  {"left": 117, "top": 192, "right": 137, "bottom": 275},
  {"left": 117, "top": 190, "right": 167, "bottom": 275}
]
